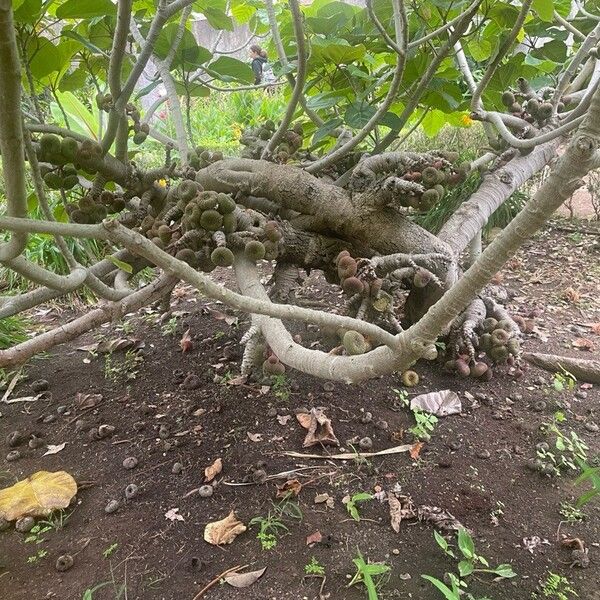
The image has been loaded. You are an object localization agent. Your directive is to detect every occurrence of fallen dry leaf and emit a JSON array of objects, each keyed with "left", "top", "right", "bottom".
[
  {"left": 204, "top": 458, "right": 223, "bottom": 483},
  {"left": 417, "top": 505, "right": 465, "bottom": 532},
  {"left": 277, "top": 414, "right": 292, "bottom": 425},
  {"left": 204, "top": 511, "right": 247, "bottom": 545},
  {"left": 165, "top": 507, "right": 184, "bottom": 522},
  {"left": 301, "top": 408, "right": 339, "bottom": 448},
  {"left": 388, "top": 493, "right": 415, "bottom": 533},
  {"left": 247, "top": 432, "right": 263, "bottom": 443},
  {"left": 306, "top": 530, "right": 323, "bottom": 545},
  {"left": 410, "top": 390, "right": 461, "bottom": 416},
  {"left": 572, "top": 338, "right": 594, "bottom": 351},
  {"left": 43, "top": 443, "right": 66, "bottom": 456},
  {"left": 179, "top": 329, "right": 193, "bottom": 353},
  {"left": 563, "top": 287, "right": 580, "bottom": 303},
  {"left": 75, "top": 393, "right": 102, "bottom": 410},
  {"left": 207, "top": 308, "right": 238, "bottom": 326},
  {"left": 591, "top": 323, "right": 600, "bottom": 335},
  {"left": 276, "top": 479, "right": 302, "bottom": 499},
  {"left": 409, "top": 441, "right": 424, "bottom": 460},
  {"left": 296, "top": 412, "right": 312, "bottom": 429},
  {"left": 224, "top": 567, "right": 266, "bottom": 588},
  {"left": 0, "top": 471, "right": 77, "bottom": 521}
]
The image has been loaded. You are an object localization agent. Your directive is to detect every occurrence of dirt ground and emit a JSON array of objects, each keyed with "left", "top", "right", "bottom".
[{"left": 0, "top": 222, "right": 599, "bottom": 600}]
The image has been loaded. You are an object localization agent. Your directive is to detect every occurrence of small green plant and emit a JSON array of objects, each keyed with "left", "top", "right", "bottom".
[
  {"left": 552, "top": 368, "right": 576, "bottom": 392},
  {"left": 103, "top": 543, "right": 119, "bottom": 559},
  {"left": 559, "top": 501, "right": 585, "bottom": 523},
  {"left": 574, "top": 459, "right": 600, "bottom": 507},
  {"left": 249, "top": 498, "right": 302, "bottom": 551},
  {"left": 424, "top": 528, "right": 515, "bottom": 599},
  {"left": 347, "top": 550, "right": 390, "bottom": 600},
  {"left": 345, "top": 492, "right": 373, "bottom": 522},
  {"left": 27, "top": 549, "right": 49, "bottom": 564},
  {"left": 249, "top": 512, "right": 288, "bottom": 550},
  {"left": 539, "top": 412, "right": 588, "bottom": 475},
  {"left": 24, "top": 522, "right": 52, "bottom": 564},
  {"left": 392, "top": 388, "right": 437, "bottom": 440},
  {"left": 82, "top": 582, "right": 112, "bottom": 599},
  {"left": 535, "top": 572, "right": 578, "bottom": 599},
  {"left": 270, "top": 373, "right": 291, "bottom": 401},
  {"left": 304, "top": 556, "right": 326, "bottom": 576},
  {"left": 116, "top": 320, "right": 134, "bottom": 335},
  {"left": 160, "top": 316, "right": 178, "bottom": 336},
  {"left": 103, "top": 349, "right": 143, "bottom": 382}
]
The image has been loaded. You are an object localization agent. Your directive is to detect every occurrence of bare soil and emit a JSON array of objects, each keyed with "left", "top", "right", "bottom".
[{"left": 1, "top": 223, "right": 599, "bottom": 600}]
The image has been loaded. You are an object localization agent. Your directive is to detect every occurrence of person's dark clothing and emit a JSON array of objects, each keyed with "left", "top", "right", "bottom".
[{"left": 252, "top": 56, "right": 267, "bottom": 84}]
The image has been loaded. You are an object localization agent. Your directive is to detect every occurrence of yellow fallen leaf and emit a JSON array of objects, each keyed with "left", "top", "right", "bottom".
[
  {"left": 0, "top": 471, "right": 77, "bottom": 521},
  {"left": 204, "top": 511, "right": 246, "bottom": 545},
  {"left": 204, "top": 458, "right": 223, "bottom": 482}
]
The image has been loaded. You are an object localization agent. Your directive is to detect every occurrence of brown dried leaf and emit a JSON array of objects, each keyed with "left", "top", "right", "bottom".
[
  {"left": 563, "top": 287, "right": 580, "bottom": 303},
  {"left": 247, "top": 432, "right": 263, "bottom": 443},
  {"left": 0, "top": 471, "right": 77, "bottom": 521},
  {"left": 296, "top": 412, "right": 312, "bottom": 429},
  {"left": 591, "top": 323, "right": 600, "bottom": 335},
  {"left": 410, "top": 390, "right": 461, "bottom": 416},
  {"left": 409, "top": 441, "right": 424, "bottom": 460},
  {"left": 572, "top": 337, "right": 594, "bottom": 351},
  {"left": 387, "top": 493, "right": 415, "bottom": 533},
  {"left": 302, "top": 408, "right": 339, "bottom": 448},
  {"left": 306, "top": 530, "right": 323, "bottom": 545},
  {"left": 204, "top": 458, "right": 223, "bottom": 483},
  {"left": 203, "top": 511, "right": 247, "bottom": 545},
  {"left": 96, "top": 338, "right": 144, "bottom": 354},
  {"left": 75, "top": 393, "right": 102, "bottom": 410},
  {"left": 43, "top": 443, "right": 66, "bottom": 456},
  {"left": 417, "top": 505, "right": 465, "bottom": 532},
  {"left": 276, "top": 479, "right": 302, "bottom": 499},
  {"left": 224, "top": 567, "right": 266, "bottom": 588},
  {"left": 277, "top": 415, "right": 292, "bottom": 425},
  {"left": 179, "top": 329, "right": 193, "bottom": 353}
]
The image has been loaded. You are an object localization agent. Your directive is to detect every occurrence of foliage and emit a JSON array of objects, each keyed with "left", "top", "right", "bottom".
[
  {"left": 575, "top": 459, "right": 600, "bottom": 507},
  {"left": 249, "top": 497, "right": 302, "bottom": 551},
  {"left": 393, "top": 388, "right": 438, "bottom": 440},
  {"left": 304, "top": 556, "right": 326, "bottom": 576},
  {"left": 347, "top": 550, "right": 390, "bottom": 600},
  {"left": 345, "top": 492, "right": 373, "bottom": 522},
  {"left": 538, "top": 412, "right": 588, "bottom": 476},
  {"left": 534, "top": 572, "right": 578, "bottom": 600},
  {"left": 0, "top": 315, "right": 30, "bottom": 350}
]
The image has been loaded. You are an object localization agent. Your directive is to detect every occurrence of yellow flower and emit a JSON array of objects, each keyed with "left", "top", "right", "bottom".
[
  {"left": 157, "top": 178, "right": 167, "bottom": 188},
  {"left": 460, "top": 114, "right": 474, "bottom": 127},
  {"left": 232, "top": 122, "right": 242, "bottom": 140}
]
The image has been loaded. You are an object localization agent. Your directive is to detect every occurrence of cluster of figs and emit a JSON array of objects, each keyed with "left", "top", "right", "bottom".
[
  {"left": 240, "top": 119, "right": 303, "bottom": 162},
  {"left": 445, "top": 317, "right": 524, "bottom": 381},
  {"left": 138, "top": 178, "right": 283, "bottom": 272}
]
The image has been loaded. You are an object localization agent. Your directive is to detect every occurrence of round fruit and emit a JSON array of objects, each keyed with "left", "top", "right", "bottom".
[
  {"left": 244, "top": 240, "right": 266, "bottom": 261},
  {"left": 210, "top": 247, "right": 234, "bottom": 267},
  {"left": 199, "top": 209, "right": 223, "bottom": 231},
  {"left": 401, "top": 370, "right": 419, "bottom": 387}
]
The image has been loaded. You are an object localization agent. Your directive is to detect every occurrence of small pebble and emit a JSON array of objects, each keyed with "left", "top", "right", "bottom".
[
  {"left": 359, "top": 437, "right": 373, "bottom": 450},
  {"left": 266, "top": 407, "right": 277, "bottom": 417},
  {"left": 575, "top": 390, "right": 588, "bottom": 400},
  {"left": 56, "top": 406, "right": 67, "bottom": 415},
  {"left": 105, "top": 500, "right": 120, "bottom": 514},
  {"left": 42, "top": 414, "right": 56, "bottom": 424},
  {"left": 585, "top": 422, "right": 599, "bottom": 433},
  {"left": 172, "top": 462, "right": 183, "bottom": 474},
  {"left": 55, "top": 554, "right": 74, "bottom": 572},
  {"left": 437, "top": 458, "right": 452, "bottom": 468},
  {"left": 360, "top": 411, "right": 373, "bottom": 424},
  {"left": 532, "top": 400, "right": 547, "bottom": 412},
  {"left": 392, "top": 548, "right": 400, "bottom": 555},
  {"left": 31, "top": 379, "right": 49, "bottom": 393},
  {"left": 198, "top": 485, "right": 214, "bottom": 498},
  {"left": 15, "top": 516, "right": 35, "bottom": 533},
  {"left": 158, "top": 424, "right": 170, "bottom": 439},
  {"left": 181, "top": 374, "right": 201, "bottom": 390},
  {"left": 0, "top": 518, "right": 10, "bottom": 532},
  {"left": 6, "top": 450, "right": 21, "bottom": 462},
  {"left": 252, "top": 469, "right": 267, "bottom": 484},
  {"left": 97, "top": 424, "right": 115, "bottom": 438},
  {"left": 7, "top": 430, "right": 25, "bottom": 448},
  {"left": 446, "top": 440, "right": 462, "bottom": 451},
  {"left": 322, "top": 382, "right": 335, "bottom": 393},
  {"left": 28, "top": 436, "right": 44, "bottom": 449},
  {"left": 476, "top": 449, "right": 491, "bottom": 459},
  {"left": 375, "top": 419, "right": 389, "bottom": 431},
  {"left": 125, "top": 484, "right": 139, "bottom": 500},
  {"left": 527, "top": 459, "right": 543, "bottom": 472},
  {"left": 122, "top": 457, "right": 138, "bottom": 470}
]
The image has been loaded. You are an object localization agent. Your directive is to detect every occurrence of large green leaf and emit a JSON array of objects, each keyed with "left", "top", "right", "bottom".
[
  {"left": 173, "top": 80, "right": 210, "bottom": 97},
  {"left": 52, "top": 91, "right": 99, "bottom": 140},
  {"left": 205, "top": 56, "right": 254, "bottom": 83},
  {"left": 56, "top": 0, "right": 116, "bottom": 19},
  {"left": 154, "top": 24, "right": 212, "bottom": 69},
  {"left": 13, "top": 0, "right": 42, "bottom": 23},
  {"left": 421, "top": 109, "right": 447, "bottom": 137},
  {"left": 29, "top": 39, "right": 64, "bottom": 80},
  {"left": 311, "top": 38, "right": 367, "bottom": 65},
  {"left": 533, "top": 0, "right": 554, "bottom": 21},
  {"left": 202, "top": 7, "right": 234, "bottom": 31}
]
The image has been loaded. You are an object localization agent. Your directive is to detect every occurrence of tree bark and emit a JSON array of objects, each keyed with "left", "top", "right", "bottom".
[{"left": 523, "top": 352, "right": 600, "bottom": 384}]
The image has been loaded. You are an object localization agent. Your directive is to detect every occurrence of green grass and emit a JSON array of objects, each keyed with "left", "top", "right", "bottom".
[{"left": 0, "top": 315, "right": 30, "bottom": 349}]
